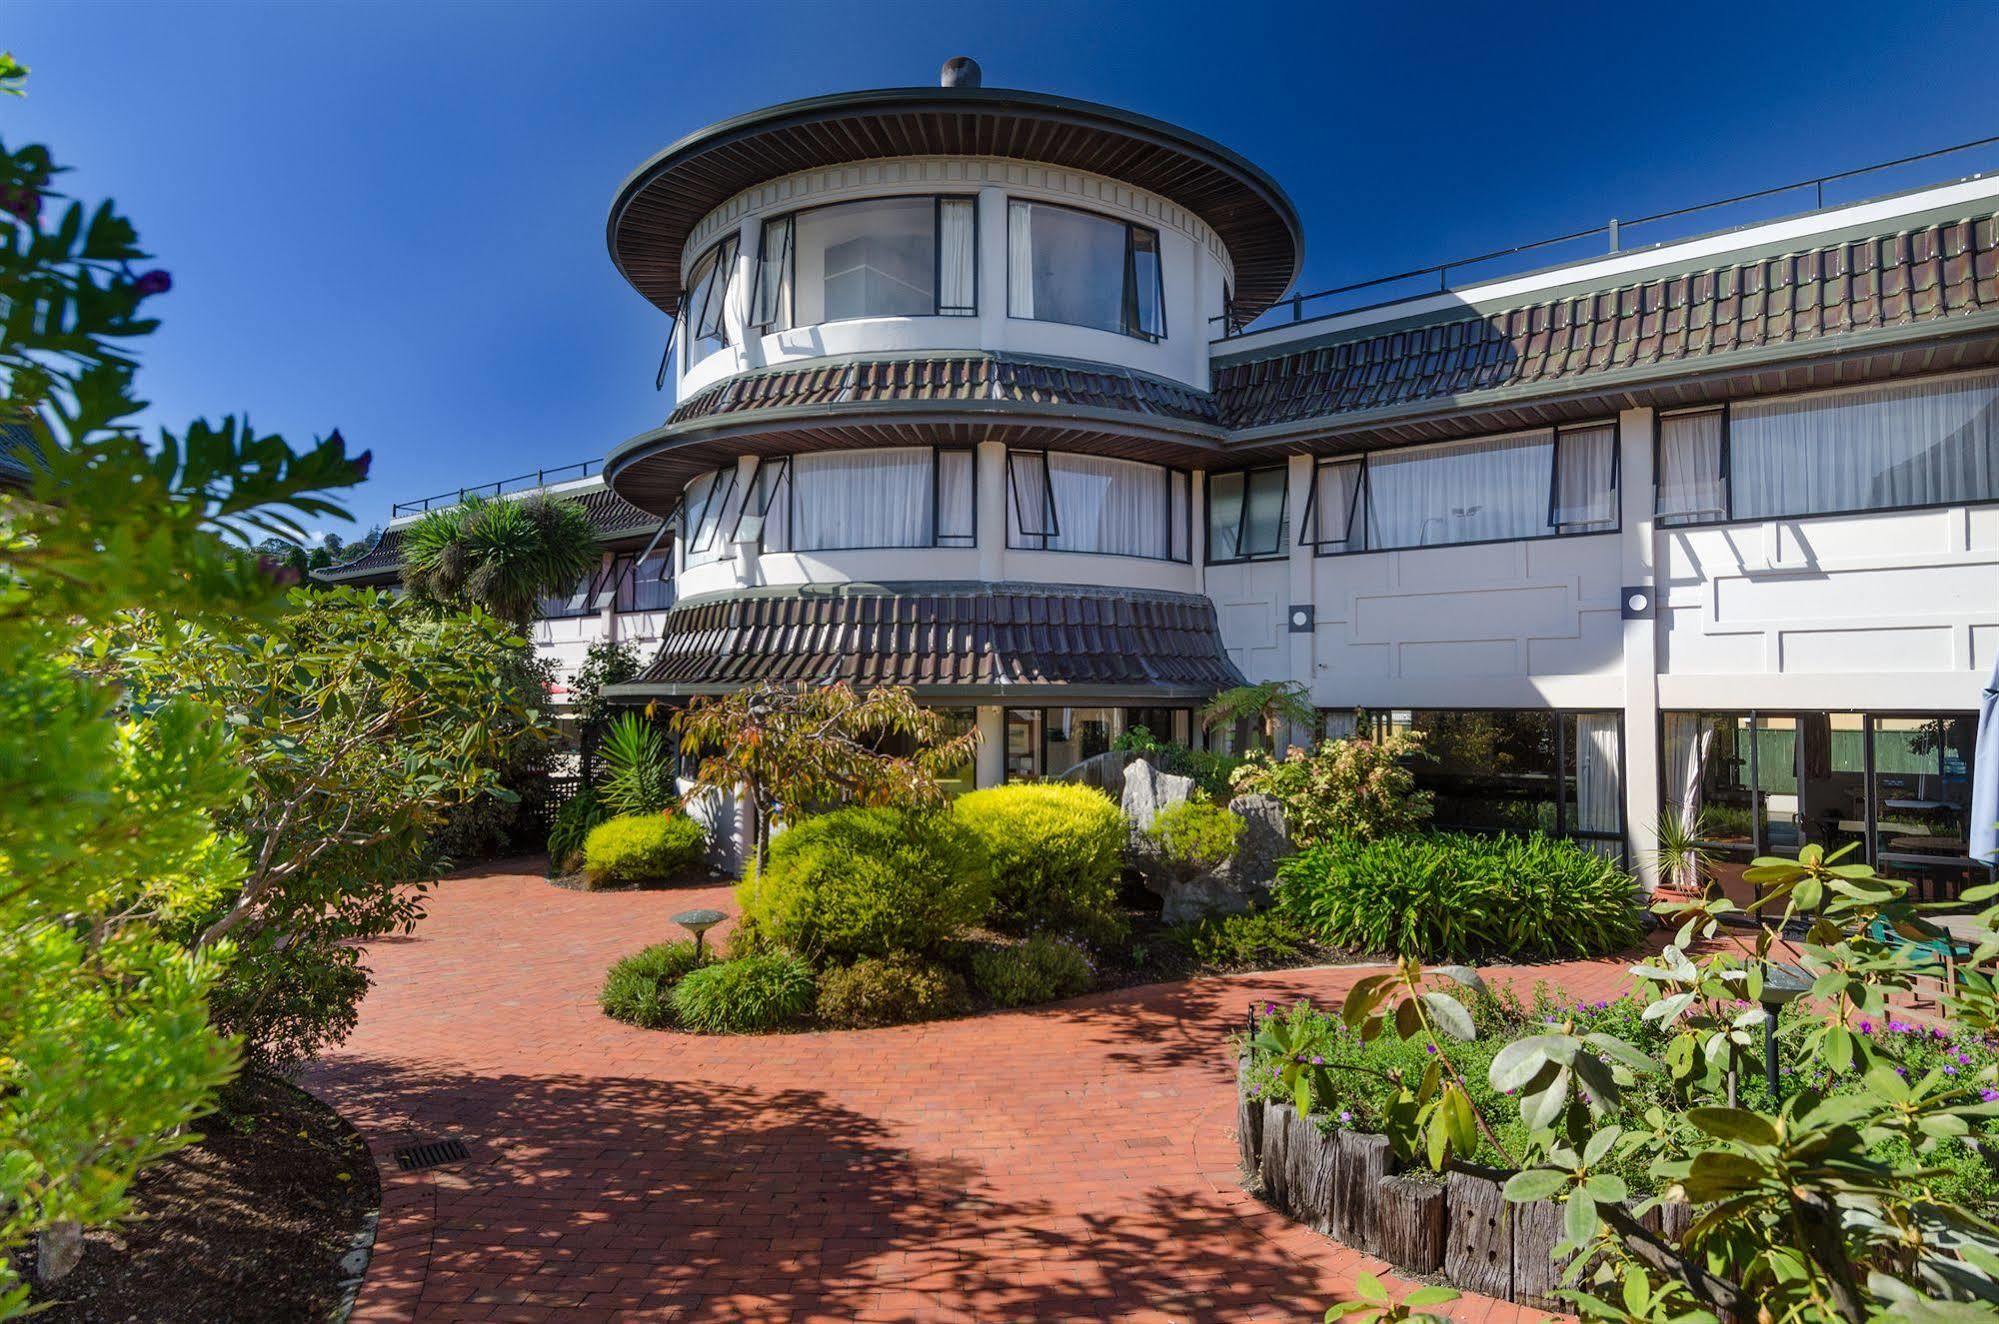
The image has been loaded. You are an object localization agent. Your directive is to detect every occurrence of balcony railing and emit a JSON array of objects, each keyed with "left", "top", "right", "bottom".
[
  {"left": 390, "top": 458, "right": 603, "bottom": 517},
  {"left": 1214, "top": 130, "right": 1999, "bottom": 340}
]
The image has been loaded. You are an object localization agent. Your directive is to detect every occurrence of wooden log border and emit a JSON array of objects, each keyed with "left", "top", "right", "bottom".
[{"left": 1236, "top": 1059, "right": 1690, "bottom": 1309}]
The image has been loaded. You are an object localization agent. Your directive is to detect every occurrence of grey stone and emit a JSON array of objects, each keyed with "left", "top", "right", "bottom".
[
  {"left": 1059, "top": 749, "right": 1134, "bottom": 792},
  {"left": 1224, "top": 793, "right": 1294, "bottom": 893},
  {"left": 36, "top": 1221, "right": 82, "bottom": 1285},
  {"left": 1120, "top": 758, "right": 1194, "bottom": 838},
  {"left": 1133, "top": 788, "right": 1294, "bottom": 925}
]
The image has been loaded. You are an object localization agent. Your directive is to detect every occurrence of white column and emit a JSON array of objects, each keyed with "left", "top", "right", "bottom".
[
  {"left": 731, "top": 454, "right": 760, "bottom": 588},
  {"left": 974, "top": 704, "right": 1006, "bottom": 788},
  {"left": 976, "top": 186, "right": 1008, "bottom": 348},
  {"left": 1618, "top": 406, "right": 1663, "bottom": 888},
  {"left": 732, "top": 215, "right": 763, "bottom": 371},
  {"left": 976, "top": 439, "right": 1007, "bottom": 584},
  {"left": 1282, "top": 452, "right": 1317, "bottom": 752},
  {"left": 597, "top": 551, "right": 617, "bottom": 642}
]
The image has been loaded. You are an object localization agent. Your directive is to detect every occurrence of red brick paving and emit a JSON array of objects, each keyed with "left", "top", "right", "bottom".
[{"left": 306, "top": 862, "right": 1641, "bottom": 1322}]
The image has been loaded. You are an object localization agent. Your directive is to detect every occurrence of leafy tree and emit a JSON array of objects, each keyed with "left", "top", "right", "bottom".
[
  {"left": 0, "top": 51, "right": 367, "bottom": 1308},
  {"left": 671, "top": 681, "right": 982, "bottom": 875},
  {"left": 399, "top": 491, "right": 597, "bottom": 626},
  {"left": 104, "top": 589, "right": 534, "bottom": 1071},
  {"left": 572, "top": 637, "right": 641, "bottom": 741},
  {"left": 1200, "top": 679, "right": 1315, "bottom": 751}
]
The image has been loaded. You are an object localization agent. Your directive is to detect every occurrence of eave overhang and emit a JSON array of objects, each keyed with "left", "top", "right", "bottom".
[{"left": 608, "top": 85, "right": 1302, "bottom": 320}]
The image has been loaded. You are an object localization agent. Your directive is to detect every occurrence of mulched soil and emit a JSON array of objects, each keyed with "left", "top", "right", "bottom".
[{"left": 22, "top": 1073, "right": 378, "bottom": 1324}]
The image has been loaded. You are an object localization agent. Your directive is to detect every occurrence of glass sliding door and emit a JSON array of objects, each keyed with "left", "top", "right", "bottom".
[
  {"left": 1005, "top": 709, "right": 1044, "bottom": 783},
  {"left": 1870, "top": 715, "right": 1980, "bottom": 900}
]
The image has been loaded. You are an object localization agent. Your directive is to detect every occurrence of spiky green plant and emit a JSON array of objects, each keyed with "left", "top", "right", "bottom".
[
  {"left": 399, "top": 493, "right": 597, "bottom": 626},
  {"left": 599, "top": 712, "right": 674, "bottom": 816},
  {"left": 1651, "top": 807, "right": 1715, "bottom": 895}
]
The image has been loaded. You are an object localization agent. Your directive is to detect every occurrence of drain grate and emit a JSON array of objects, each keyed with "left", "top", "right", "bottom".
[{"left": 392, "top": 1137, "right": 469, "bottom": 1171}]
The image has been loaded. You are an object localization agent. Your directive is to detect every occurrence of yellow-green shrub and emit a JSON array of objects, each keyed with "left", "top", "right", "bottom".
[
  {"left": 968, "top": 935, "right": 1095, "bottom": 1008},
  {"left": 583, "top": 812, "right": 707, "bottom": 886},
  {"left": 952, "top": 783, "right": 1127, "bottom": 943},
  {"left": 739, "top": 807, "right": 990, "bottom": 962},
  {"left": 815, "top": 954, "right": 970, "bottom": 1029}
]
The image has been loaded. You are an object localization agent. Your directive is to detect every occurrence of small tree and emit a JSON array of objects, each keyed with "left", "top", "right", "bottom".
[
  {"left": 1230, "top": 731, "right": 1433, "bottom": 844},
  {"left": 399, "top": 492, "right": 597, "bottom": 627},
  {"left": 671, "top": 681, "right": 981, "bottom": 875},
  {"left": 1200, "top": 680, "right": 1314, "bottom": 751}
]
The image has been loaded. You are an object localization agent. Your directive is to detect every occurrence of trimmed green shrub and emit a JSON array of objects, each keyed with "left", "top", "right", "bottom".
[
  {"left": 969, "top": 935, "right": 1095, "bottom": 1008},
  {"left": 1147, "top": 799, "right": 1243, "bottom": 873},
  {"left": 547, "top": 786, "right": 612, "bottom": 873},
  {"left": 599, "top": 940, "right": 708, "bottom": 1029},
  {"left": 583, "top": 812, "right": 707, "bottom": 887},
  {"left": 815, "top": 954, "right": 970, "bottom": 1029},
  {"left": 1168, "top": 909, "right": 1308, "bottom": 970},
  {"left": 671, "top": 952, "right": 817, "bottom": 1033},
  {"left": 1274, "top": 830, "right": 1644, "bottom": 962},
  {"left": 952, "top": 784, "right": 1127, "bottom": 944},
  {"left": 740, "top": 807, "right": 990, "bottom": 962}
]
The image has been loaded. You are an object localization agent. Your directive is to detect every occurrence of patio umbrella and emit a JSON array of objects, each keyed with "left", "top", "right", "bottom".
[{"left": 1974, "top": 650, "right": 1999, "bottom": 865}]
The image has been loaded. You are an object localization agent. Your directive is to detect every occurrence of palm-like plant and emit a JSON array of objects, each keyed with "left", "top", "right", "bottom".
[
  {"left": 399, "top": 494, "right": 598, "bottom": 626},
  {"left": 1651, "top": 807, "right": 1715, "bottom": 896},
  {"left": 600, "top": 712, "right": 674, "bottom": 816},
  {"left": 1199, "top": 680, "right": 1315, "bottom": 751}
]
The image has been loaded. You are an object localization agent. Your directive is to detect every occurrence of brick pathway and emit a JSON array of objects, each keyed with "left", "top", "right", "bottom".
[{"left": 307, "top": 862, "right": 1641, "bottom": 1323}]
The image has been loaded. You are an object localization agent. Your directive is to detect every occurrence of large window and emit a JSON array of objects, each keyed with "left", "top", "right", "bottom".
[
  {"left": 1361, "top": 708, "right": 1626, "bottom": 857},
  {"left": 1005, "top": 450, "right": 1189, "bottom": 561},
  {"left": 749, "top": 196, "right": 976, "bottom": 333},
  {"left": 683, "top": 233, "right": 739, "bottom": 365},
  {"left": 727, "top": 447, "right": 975, "bottom": 552},
  {"left": 1207, "top": 465, "right": 1288, "bottom": 563},
  {"left": 613, "top": 549, "right": 673, "bottom": 613},
  {"left": 1305, "top": 423, "right": 1619, "bottom": 555},
  {"left": 1656, "top": 369, "right": 1999, "bottom": 526},
  {"left": 1662, "top": 710, "right": 1987, "bottom": 901},
  {"left": 1007, "top": 199, "right": 1165, "bottom": 340},
  {"left": 680, "top": 466, "right": 740, "bottom": 568},
  {"left": 1004, "top": 707, "right": 1192, "bottom": 782}
]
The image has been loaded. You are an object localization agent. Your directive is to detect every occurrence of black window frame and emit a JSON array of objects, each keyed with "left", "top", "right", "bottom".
[
  {"left": 1653, "top": 404, "right": 1732, "bottom": 528},
  {"left": 683, "top": 232, "right": 740, "bottom": 366},
  {"left": 610, "top": 548, "right": 675, "bottom": 614},
  {"left": 1303, "top": 421, "right": 1622, "bottom": 557},
  {"left": 1003, "top": 448, "right": 1191, "bottom": 562},
  {"left": 681, "top": 465, "right": 740, "bottom": 558},
  {"left": 747, "top": 193, "right": 980, "bottom": 334},
  {"left": 733, "top": 446, "right": 977, "bottom": 554},
  {"left": 1205, "top": 463, "right": 1289, "bottom": 565},
  {"left": 1005, "top": 197, "right": 1168, "bottom": 342}
]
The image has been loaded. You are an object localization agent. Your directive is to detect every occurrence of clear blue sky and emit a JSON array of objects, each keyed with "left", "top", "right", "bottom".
[{"left": 11, "top": 0, "right": 1999, "bottom": 537}]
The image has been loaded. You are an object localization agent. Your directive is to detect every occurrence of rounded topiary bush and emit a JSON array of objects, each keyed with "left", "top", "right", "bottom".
[
  {"left": 671, "top": 952, "right": 817, "bottom": 1033},
  {"left": 1148, "top": 798, "right": 1244, "bottom": 872},
  {"left": 583, "top": 812, "right": 706, "bottom": 887},
  {"left": 599, "top": 939, "right": 708, "bottom": 1028},
  {"left": 739, "top": 807, "right": 991, "bottom": 962},
  {"left": 815, "top": 954, "right": 971, "bottom": 1029},
  {"left": 968, "top": 935, "right": 1095, "bottom": 1009},
  {"left": 952, "top": 784, "right": 1127, "bottom": 944}
]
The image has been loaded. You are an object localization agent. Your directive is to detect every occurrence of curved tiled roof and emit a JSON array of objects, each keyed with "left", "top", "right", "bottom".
[
  {"left": 1214, "top": 212, "right": 1999, "bottom": 435},
  {"left": 615, "top": 581, "right": 1246, "bottom": 700},
  {"left": 314, "top": 484, "right": 661, "bottom": 584}
]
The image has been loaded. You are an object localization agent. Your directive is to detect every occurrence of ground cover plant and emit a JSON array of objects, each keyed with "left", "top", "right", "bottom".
[
  {"left": 969, "top": 935, "right": 1095, "bottom": 1008},
  {"left": 599, "top": 940, "right": 710, "bottom": 1029},
  {"left": 671, "top": 952, "right": 817, "bottom": 1033},
  {"left": 1275, "top": 830, "right": 1646, "bottom": 962},
  {"left": 1253, "top": 839, "right": 1999, "bottom": 1323},
  {"left": 815, "top": 954, "right": 970, "bottom": 1029}
]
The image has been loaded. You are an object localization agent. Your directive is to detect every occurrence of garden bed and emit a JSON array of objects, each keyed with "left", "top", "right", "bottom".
[{"left": 22, "top": 1074, "right": 379, "bottom": 1324}]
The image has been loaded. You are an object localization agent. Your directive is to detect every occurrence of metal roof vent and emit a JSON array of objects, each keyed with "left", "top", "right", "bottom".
[{"left": 940, "top": 56, "right": 982, "bottom": 88}]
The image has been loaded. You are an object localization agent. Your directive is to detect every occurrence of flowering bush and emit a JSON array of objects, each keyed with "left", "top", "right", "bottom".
[{"left": 1229, "top": 733, "right": 1432, "bottom": 844}]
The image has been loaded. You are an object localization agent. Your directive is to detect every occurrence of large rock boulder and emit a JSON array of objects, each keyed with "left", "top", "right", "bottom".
[
  {"left": 1121, "top": 757, "right": 1194, "bottom": 838},
  {"left": 1060, "top": 749, "right": 1135, "bottom": 794},
  {"left": 1128, "top": 777, "right": 1295, "bottom": 925}
]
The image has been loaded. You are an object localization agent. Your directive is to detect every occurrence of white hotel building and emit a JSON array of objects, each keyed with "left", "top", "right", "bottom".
[{"left": 328, "top": 63, "right": 1998, "bottom": 895}]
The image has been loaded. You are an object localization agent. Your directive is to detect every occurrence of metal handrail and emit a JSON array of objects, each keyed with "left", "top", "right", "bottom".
[
  {"left": 1214, "top": 129, "right": 1999, "bottom": 339},
  {"left": 390, "top": 458, "right": 603, "bottom": 517}
]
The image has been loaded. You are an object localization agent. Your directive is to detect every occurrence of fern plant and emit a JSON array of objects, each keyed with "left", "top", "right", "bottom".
[{"left": 600, "top": 712, "right": 674, "bottom": 816}]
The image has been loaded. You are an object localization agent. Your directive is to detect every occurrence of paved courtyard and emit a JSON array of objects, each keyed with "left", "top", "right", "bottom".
[{"left": 307, "top": 863, "right": 1640, "bottom": 1322}]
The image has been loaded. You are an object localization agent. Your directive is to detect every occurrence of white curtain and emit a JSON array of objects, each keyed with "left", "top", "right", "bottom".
[
  {"left": 1553, "top": 424, "right": 1618, "bottom": 531},
  {"left": 1312, "top": 459, "right": 1364, "bottom": 548},
  {"left": 1732, "top": 368, "right": 1999, "bottom": 519},
  {"left": 742, "top": 458, "right": 791, "bottom": 551},
  {"left": 1656, "top": 410, "right": 1727, "bottom": 526},
  {"left": 1045, "top": 452, "right": 1163, "bottom": 557},
  {"left": 938, "top": 199, "right": 976, "bottom": 315},
  {"left": 1007, "top": 200, "right": 1035, "bottom": 318},
  {"left": 1575, "top": 714, "right": 1622, "bottom": 836},
  {"left": 1366, "top": 429, "right": 1553, "bottom": 549},
  {"left": 1207, "top": 471, "right": 1245, "bottom": 560},
  {"left": 787, "top": 448, "right": 932, "bottom": 550},
  {"left": 1008, "top": 450, "right": 1051, "bottom": 543},
  {"left": 1662, "top": 714, "right": 1713, "bottom": 827},
  {"left": 936, "top": 450, "right": 975, "bottom": 544},
  {"left": 682, "top": 468, "right": 738, "bottom": 566}
]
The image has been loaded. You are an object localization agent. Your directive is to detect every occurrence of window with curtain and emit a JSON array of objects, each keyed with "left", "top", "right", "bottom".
[
  {"left": 1655, "top": 409, "right": 1728, "bottom": 526},
  {"left": 683, "top": 234, "right": 738, "bottom": 365},
  {"left": 1305, "top": 458, "right": 1365, "bottom": 552},
  {"left": 749, "top": 196, "right": 976, "bottom": 332},
  {"left": 743, "top": 448, "right": 973, "bottom": 552},
  {"left": 1005, "top": 450, "right": 1186, "bottom": 560},
  {"left": 1207, "top": 466, "right": 1287, "bottom": 563},
  {"left": 680, "top": 467, "right": 739, "bottom": 567},
  {"left": 1007, "top": 199, "right": 1166, "bottom": 340},
  {"left": 1553, "top": 424, "right": 1618, "bottom": 532},
  {"left": 615, "top": 551, "right": 673, "bottom": 613},
  {"left": 1732, "top": 369, "right": 1999, "bottom": 519}
]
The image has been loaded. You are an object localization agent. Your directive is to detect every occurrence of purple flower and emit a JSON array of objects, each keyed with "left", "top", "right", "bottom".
[
  {"left": 131, "top": 268, "right": 172, "bottom": 297},
  {"left": 1982, "top": 1088, "right": 1999, "bottom": 1103},
  {"left": 1338, "top": 1110, "right": 1353, "bottom": 1125},
  {"left": 1858, "top": 1019, "right": 1875, "bottom": 1035},
  {"left": 1264, "top": 1002, "right": 1278, "bottom": 1016},
  {"left": 1425, "top": 1044, "right": 1438, "bottom": 1055},
  {"left": 1895, "top": 1066, "right": 1908, "bottom": 1077},
  {"left": 1945, "top": 1065, "right": 1959, "bottom": 1076},
  {"left": 1888, "top": 1020, "right": 1915, "bottom": 1035},
  {"left": 1594, "top": 1000, "right": 1609, "bottom": 1010},
  {"left": 1311, "top": 1056, "right": 1324, "bottom": 1066}
]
